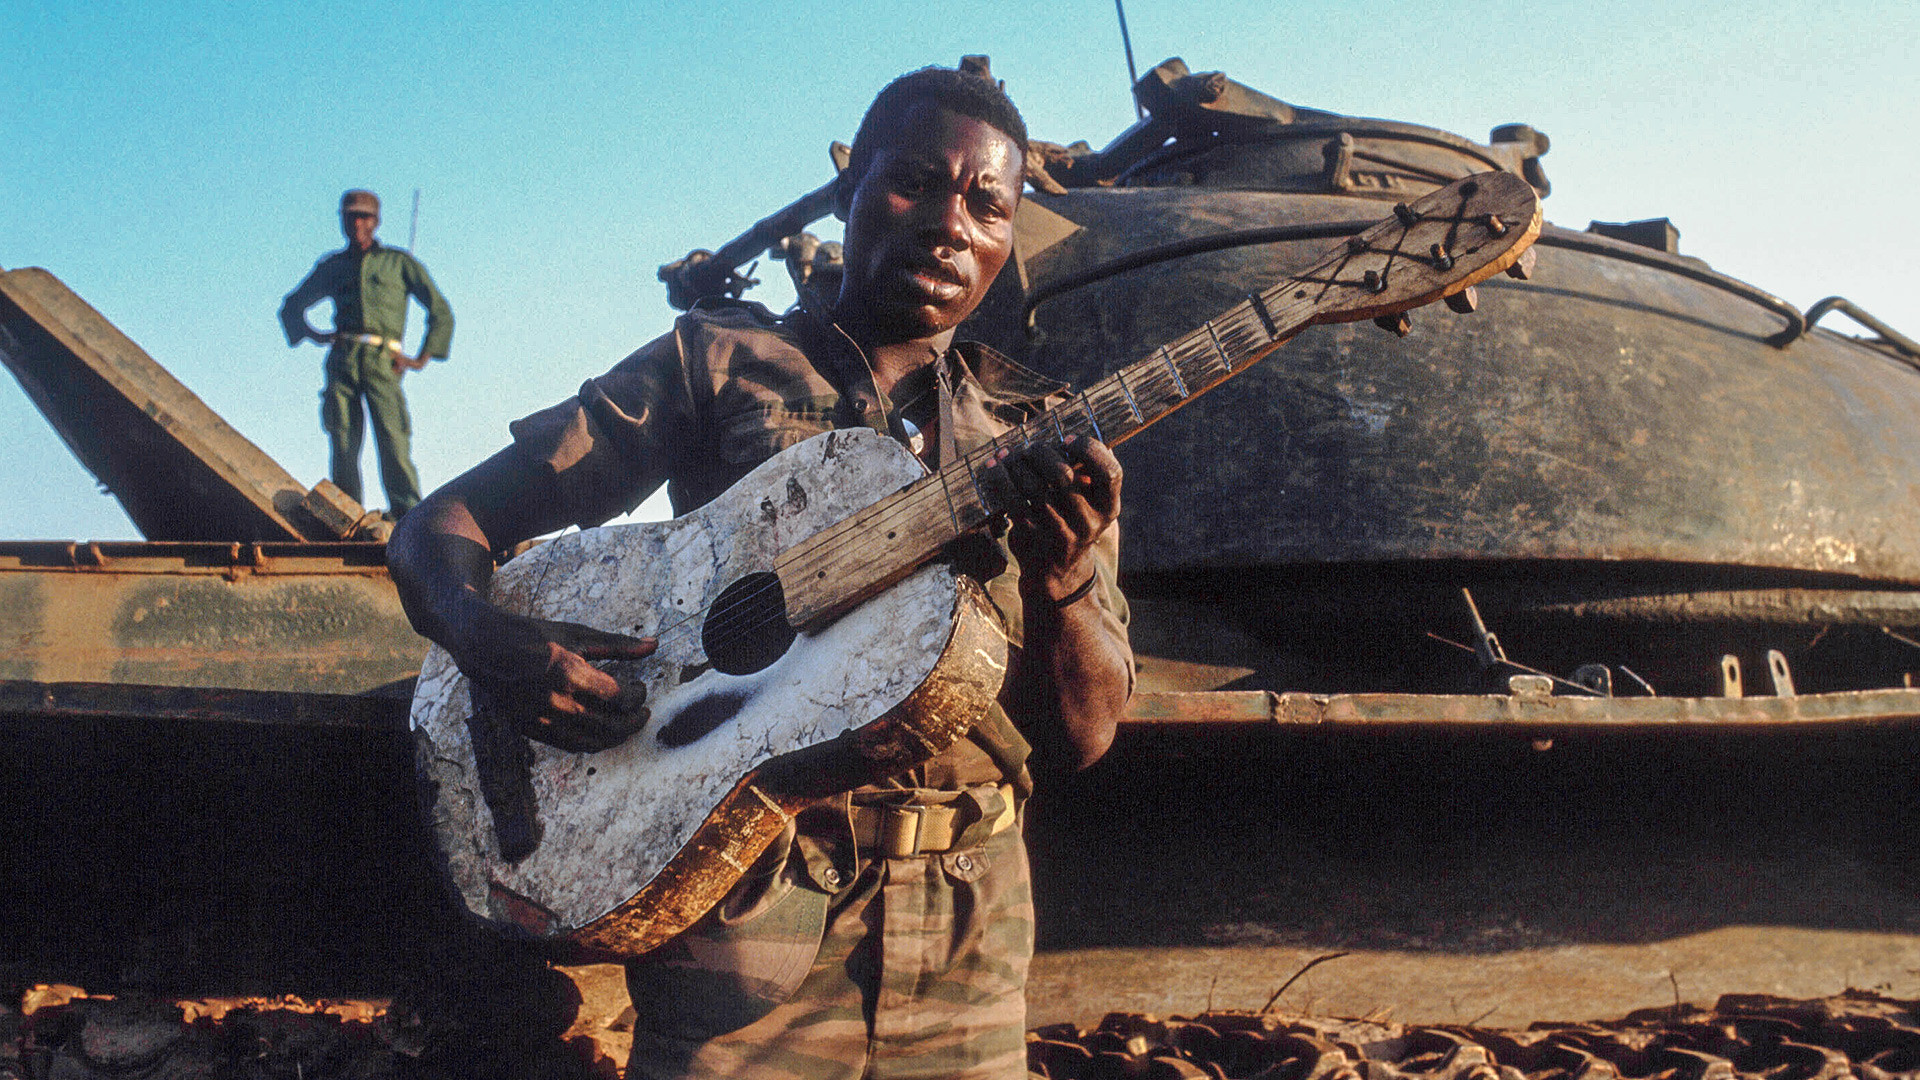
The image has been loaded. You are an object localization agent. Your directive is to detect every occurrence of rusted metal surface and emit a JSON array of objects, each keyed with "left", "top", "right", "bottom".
[
  {"left": 0, "top": 677, "right": 410, "bottom": 728},
  {"left": 1021, "top": 220, "right": 1806, "bottom": 345},
  {"left": 1033, "top": 58, "right": 1550, "bottom": 198},
  {"left": 0, "top": 267, "right": 365, "bottom": 542},
  {"left": 0, "top": 540, "right": 426, "bottom": 695},
  {"left": 1001, "top": 191, "right": 1920, "bottom": 583},
  {"left": 1122, "top": 685, "right": 1920, "bottom": 731}
]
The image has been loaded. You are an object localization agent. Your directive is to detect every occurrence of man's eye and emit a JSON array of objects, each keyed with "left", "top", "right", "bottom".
[{"left": 972, "top": 197, "right": 1009, "bottom": 222}]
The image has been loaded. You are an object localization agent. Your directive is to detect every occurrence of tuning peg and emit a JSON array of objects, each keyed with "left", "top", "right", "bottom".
[
  {"left": 1444, "top": 286, "right": 1479, "bottom": 314},
  {"left": 1505, "top": 247, "right": 1537, "bottom": 280},
  {"left": 1483, "top": 214, "right": 1509, "bottom": 237},
  {"left": 1373, "top": 312, "right": 1412, "bottom": 336},
  {"left": 1394, "top": 203, "right": 1422, "bottom": 226},
  {"left": 1428, "top": 243, "right": 1454, "bottom": 271}
]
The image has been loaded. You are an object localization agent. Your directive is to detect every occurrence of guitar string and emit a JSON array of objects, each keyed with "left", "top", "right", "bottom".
[
  {"left": 677, "top": 203, "right": 1494, "bottom": 658},
  {"left": 695, "top": 292, "right": 1430, "bottom": 654},
  {"left": 758, "top": 299, "right": 1277, "bottom": 590}
]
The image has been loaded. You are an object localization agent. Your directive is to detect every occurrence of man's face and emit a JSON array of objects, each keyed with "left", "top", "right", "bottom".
[
  {"left": 836, "top": 103, "right": 1022, "bottom": 343},
  {"left": 341, "top": 211, "right": 379, "bottom": 250}
]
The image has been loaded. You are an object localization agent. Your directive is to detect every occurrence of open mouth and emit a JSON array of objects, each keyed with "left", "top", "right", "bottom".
[
  {"left": 899, "top": 256, "right": 965, "bottom": 292},
  {"left": 899, "top": 268, "right": 964, "bottom": 305}
]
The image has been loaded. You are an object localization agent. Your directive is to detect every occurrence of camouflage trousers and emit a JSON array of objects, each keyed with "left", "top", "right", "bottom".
[{"left": 624, "top": 815, "right": 1034, "bottom": 1080}]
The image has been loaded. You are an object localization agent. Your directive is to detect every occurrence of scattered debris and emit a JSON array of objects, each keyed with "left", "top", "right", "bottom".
[{"left": 1026, "top": 991, "right": 1920, "bottom": 1080}]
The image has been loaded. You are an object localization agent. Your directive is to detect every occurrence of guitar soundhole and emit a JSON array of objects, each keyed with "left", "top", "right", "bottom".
[{"left": 702, "top": 571, "right": 796, "bottom": 676}]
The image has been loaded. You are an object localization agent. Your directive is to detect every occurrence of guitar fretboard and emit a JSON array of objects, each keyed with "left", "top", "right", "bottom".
[
  {"left": 773, "top": 279, "right": 1303, "bottom": 627},
  {"left": 945, "top": 282, "right": 1296, "bottom": 529}
]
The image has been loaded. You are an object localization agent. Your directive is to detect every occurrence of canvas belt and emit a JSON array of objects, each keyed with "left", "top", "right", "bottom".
[
  {"left": 849, "top": 784, "right": 1017, "bottom": 857},
  {"left": 341, "top": 332, "right": 402, "bottom": 352}
]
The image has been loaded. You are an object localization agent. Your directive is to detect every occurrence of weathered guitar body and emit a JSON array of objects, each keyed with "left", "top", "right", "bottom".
[
  {"left": 411, "top": 171, "right": 1542, "bottom": 957},
  {"left": 410, "top": 427, "right": 1009, "bottom": 956}
]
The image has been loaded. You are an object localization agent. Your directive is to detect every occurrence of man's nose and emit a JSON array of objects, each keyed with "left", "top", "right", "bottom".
[{"left": 921, "top": 193, "right": 970, "bottom": 249}]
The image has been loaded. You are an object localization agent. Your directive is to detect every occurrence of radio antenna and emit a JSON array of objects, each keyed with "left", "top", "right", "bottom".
[
  {"left": 408, "top": 188, "right": 421, "bottom": 250},
  {"left": 1115, "top": 0, "right": 1143, "bottom": 119}
]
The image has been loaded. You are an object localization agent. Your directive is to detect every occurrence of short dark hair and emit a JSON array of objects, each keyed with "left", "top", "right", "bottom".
[{"left": 846, "top": 66, "right": 1029, "bottom": 183}]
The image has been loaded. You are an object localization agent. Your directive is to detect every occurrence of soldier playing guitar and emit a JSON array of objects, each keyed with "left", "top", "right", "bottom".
[{"left": 389, "top": 65, "right": 1133, "bottom": 1080}]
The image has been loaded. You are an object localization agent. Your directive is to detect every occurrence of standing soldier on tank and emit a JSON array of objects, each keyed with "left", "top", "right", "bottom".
[{"left": 280, "top": 188, "right": 454, "bottom": 519}]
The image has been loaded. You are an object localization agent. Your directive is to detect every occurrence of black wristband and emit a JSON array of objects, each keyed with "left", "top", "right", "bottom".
[{"left": 1049, "top": 572, "right": 1099, "bottom": 610}]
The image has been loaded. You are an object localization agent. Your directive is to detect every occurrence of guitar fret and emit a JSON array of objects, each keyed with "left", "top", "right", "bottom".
[
  {"left": 961, "top": 453, "right": 991, "bottom": 516},
  {"left": 933, "top": 454, "right": 963, "bottom": 533},
  {"left": 1159, "top": 346, "right": 1189, "bottom": 398},
  {"left": 1113, "top": 367, "right": 1145, "bottom": 423},
  {"left": 1205, "top": 320, "right": 1233, "bottom": 372},
  {"left": 1077, "top": 391, "right": 1105, "bottom": 443},
  {"left": 1248, "top": 291, "right": 1279, "bottom": 339}
]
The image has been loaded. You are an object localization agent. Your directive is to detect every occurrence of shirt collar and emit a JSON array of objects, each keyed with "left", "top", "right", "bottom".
[{"left": 789, "top": 294, "right": 1065, "bottom": 413}]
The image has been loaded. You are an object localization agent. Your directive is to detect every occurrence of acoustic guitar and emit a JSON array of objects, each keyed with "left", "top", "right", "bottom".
[{"left": 410, "top": 170, "right": 1543, "bottom": 956}]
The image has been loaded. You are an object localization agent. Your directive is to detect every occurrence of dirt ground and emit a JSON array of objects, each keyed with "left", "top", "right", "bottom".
[
  {"left": 1017, "top": 723, "right": 1920, "bottom": 1028},
  {"left": 545, "top": 723, "right": 1920, "bottom": 1049},
  {"left": 14, "top": 714, "right": 1920, "bottom": 1072}
]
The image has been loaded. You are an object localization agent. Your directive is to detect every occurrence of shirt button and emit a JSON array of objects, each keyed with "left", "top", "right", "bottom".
[
  {"left": 954, "top": 854, "right": 974, "bottom": 873},
  {"left": 823, "top": 867, "right": 842, "bottom": 888}
]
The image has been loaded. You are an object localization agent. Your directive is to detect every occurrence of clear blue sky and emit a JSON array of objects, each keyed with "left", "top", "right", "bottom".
[{"left": 5, "top": 0, "right": 1916, "bottom": 539}]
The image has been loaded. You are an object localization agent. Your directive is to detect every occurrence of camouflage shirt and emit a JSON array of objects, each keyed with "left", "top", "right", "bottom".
[{"left": 508, "top": 302, "right": 1130, "bottom": 1079}]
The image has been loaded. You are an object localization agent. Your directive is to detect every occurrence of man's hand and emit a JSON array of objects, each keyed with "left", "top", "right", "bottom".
[
  {"left": 981, "top": 434, "right": 1123, "bottom": 598},
  {"left": 451, "top": 603, "right": 658, "bottom": 754},
  {"left": 979, "top": 433, "right": 1129, "bottom": 774},
  {"left": 393, "top": 351, "right": 430, "bottom": 375}
]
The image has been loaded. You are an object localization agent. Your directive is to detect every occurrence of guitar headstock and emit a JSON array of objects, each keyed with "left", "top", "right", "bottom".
[{"left": 1284, "top": 171, "right": 1542, "bottom": 328}]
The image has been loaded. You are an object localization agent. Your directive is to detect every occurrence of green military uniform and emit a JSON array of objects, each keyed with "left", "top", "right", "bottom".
[
  {"left": 279, "top": 241, "right": 453, "bottom": 515},
  {"left": 507, "top": 302, "right": 1131, "bottom": 1080}
]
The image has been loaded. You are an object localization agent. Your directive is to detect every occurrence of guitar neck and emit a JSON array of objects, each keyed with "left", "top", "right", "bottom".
[
  {"left": 777, "top": 171, "right": 1542, "bottom": 628},
  {"left": 938, "top": 283, "right": 1299, "bottom": 527},
  {"left": 773, "top": 286, "right": 1305, "bottom": 626},
  {"left": 1026, "top": 288, "right": 1298, "bottom": 451}
]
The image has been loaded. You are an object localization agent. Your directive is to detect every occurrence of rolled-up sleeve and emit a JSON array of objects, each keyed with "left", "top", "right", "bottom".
[{"left": 507, "top": 325, "right": 701, "bottom": 528}]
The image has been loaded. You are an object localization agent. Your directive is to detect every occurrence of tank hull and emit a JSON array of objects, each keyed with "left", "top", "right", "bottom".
[
  {"left": 967, "top": 185, "right": 1920, "bottom": 698},
  {"left": 1017, "top": 190, "right": 1920, "bottom": 578}
]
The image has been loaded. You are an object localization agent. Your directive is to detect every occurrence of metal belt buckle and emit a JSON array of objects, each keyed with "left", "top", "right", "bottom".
[{"left": 878, "top": 805, "right": 927, "bottom": 858}]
